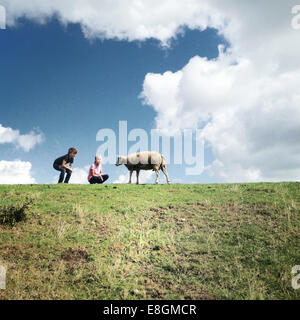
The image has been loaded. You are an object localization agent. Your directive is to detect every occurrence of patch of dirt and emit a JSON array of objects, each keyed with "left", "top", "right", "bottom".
[
  {"left": 0, "top": 199, "right": 34, "bottom": 227},
  {"left": 98, "top": 224, "right": 109, "bottom": 237},
  {"left": 139, "top": 264, "right": 172, "bottom": 299},
  {"left": 181, "top": 285, "right": 214, "bottom": 300},
  {"left": 152, "top": 245, "right": 161, "bottom": 251},
  {"left": 214, "top": 201, "right": 281, "bottom": 218},
  {"left": 150, "top": 207, "right": 163, "bottom": 213},
  {"left": 108, "top": 242, "right": 126, "bottom": 252},
  {"left": 195, "top": 202, "right": 210, "bottom": 210},
  {"left": 149, "top": 207, "right": 169, "bottom": 216},
  {"left": 144, "top": 278, "right": 165, "bottom": 299},
  {"left": 246, "top": 202, "right": 280, "bottom": 216},
  {"left": 61, "top": 248, "right": 89, "bottom": 265},
  {"left": 0, "top": 244, "right": 32, "bottom": 261},
  {"left": 259, "top": 188, "right": 276, "bottom": 193}
]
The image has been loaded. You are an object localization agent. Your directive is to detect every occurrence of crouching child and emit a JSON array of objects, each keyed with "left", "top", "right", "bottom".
[{"left": 53, "top": 147, "right": 78, "bottom": 183}]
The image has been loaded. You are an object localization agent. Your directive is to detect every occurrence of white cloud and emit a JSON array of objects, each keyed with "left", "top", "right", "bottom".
[
  {"left": 0, "top": 124, "right": 44, "bottom": 152},
  {"left": 71, "top": 166, "right": 90, "bottom": 184},
  {"left": 141, "top": 48, "right": 300, "bottom": 182},
  {"left": 139, "top": 1, "right": 300, "bottom": 182},
  {"left": 114, "top": 170, "right": 154, "bottom": 184},
  {"left": 0, "top": 160, "right": 36, "bottom": 184},
  {"left": 2, "top": 0, "right": 218, "bottom": 46},
  {"left": 1, "top": 0, "right": 298, "bottom": 56},
  {"left": 113, "top": 174, "right": 128, "bottom": 184}
]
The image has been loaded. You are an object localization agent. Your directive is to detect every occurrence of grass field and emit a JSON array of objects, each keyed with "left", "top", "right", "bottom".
[{"left": 0, "top": 182, "right": 299, "bottom": 300}]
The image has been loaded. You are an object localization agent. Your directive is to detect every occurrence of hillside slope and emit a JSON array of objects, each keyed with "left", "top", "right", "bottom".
[{"left": 0, "top": 182, "right": 299, "bottom": 300}]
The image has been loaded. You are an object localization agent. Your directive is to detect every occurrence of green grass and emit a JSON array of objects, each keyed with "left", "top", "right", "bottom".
[{"left": 0, "top": 182, "right": 299, "bottom": 300}]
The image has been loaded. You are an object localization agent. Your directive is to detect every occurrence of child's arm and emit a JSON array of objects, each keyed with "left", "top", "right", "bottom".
[
  {"left": 91, "top": 168, "right": 102, "bottom": 178},
  {"left": 61, "top": 160, "right": 72, "bottom": 171},
  {"left": 61, "top": 160, "right": 67, "bottom": 169},
  {"left": 91, "top": 168, "right": 99, "bottom": 177}
]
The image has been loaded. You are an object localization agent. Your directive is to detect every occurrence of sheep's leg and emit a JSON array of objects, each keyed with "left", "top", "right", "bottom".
[
  {"left": 128, "top": 170, "right": 133, "bottom": 184},
  {"left": 161, "top": 165, "right": 170, "bottom": 184},
  {"left": 136, "top": 170, "right": 140, "bottom": 184},
  {"left": 155, "top": 169, "right": 159, "bottom": 184}
]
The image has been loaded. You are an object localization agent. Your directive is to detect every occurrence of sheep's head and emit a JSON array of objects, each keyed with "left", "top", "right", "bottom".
[{"left": 115, "top": 155, "right": 124, "bottom": 166}]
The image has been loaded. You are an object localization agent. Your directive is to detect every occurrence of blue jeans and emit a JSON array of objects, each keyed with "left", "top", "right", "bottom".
[
  {"left": 89, "top": 174, "right": 109, "bottom": 184},
  {"left": 53, "top": 164, "right": 72, "bottom": 183}
]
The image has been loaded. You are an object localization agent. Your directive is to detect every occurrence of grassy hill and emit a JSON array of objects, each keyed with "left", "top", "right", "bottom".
[{"left": 0, "top": 182, "right": 299, "bottom": 300}]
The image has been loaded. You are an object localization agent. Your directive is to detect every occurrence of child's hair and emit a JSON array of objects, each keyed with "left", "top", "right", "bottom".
[
  {"left": 95, "top": 155, "right": 102, "bottom": 162},
  {"left": 68, "top": 147, "right": 78, "bottom": 154}
]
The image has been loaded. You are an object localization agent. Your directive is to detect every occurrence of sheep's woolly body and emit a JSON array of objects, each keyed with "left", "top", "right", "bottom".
[{"left": 116, "top": 151, "right": 170, "bottom": 184}]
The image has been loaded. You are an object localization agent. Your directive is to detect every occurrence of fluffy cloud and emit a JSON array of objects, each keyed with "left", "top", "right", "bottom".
[
  {"left": 114, "top": 170, "right": 154, "bottom": 184},
  {"left": 0, "top": 124, "right": 44, "bottom": 152},
  {"left": 2, "top": 0, "right": 219, "bottom": 46},
  {"left": 0, "top": 160, "right": 36, "bottom": 184},
  {"left": 139, "top": 1, "right": 300, "bottom": 182},
  {"left": 141, "top": 47, "right": 300, "bottom": 182},
  {"left": 3, "top": 0, "right": 297, "bottom": 55},
  {"left": 70, "top": 166, "right": 90, "bottom": 184}
]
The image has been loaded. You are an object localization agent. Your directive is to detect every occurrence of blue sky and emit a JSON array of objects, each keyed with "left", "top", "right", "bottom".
[
  {"left": 0, "top": 1, "right": 299, "bottom": 184},
  {"left": 0, "top": 18, "right": 226, "bottom": 184}
]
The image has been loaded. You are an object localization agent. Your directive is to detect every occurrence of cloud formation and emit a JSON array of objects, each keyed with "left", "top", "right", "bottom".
[
  {"left": 2, "top": 0, "right": 299, "bottom": 182},
  {"left": 70, "top": 166, "right": 90, "bottom": 184},
  {"left": 0, "top": 160, "right": 36, "bottom": 184},
  {"left": 0, "top": 124, "right": 43, "bottom": 152},
  {"left": 2, "top": 0, "right": 218, "bottom": 45},
  {"left": 139, "top": 1, "right": 300, "bottom": 182},
  {"left": 114, "top": 170, "right": 154, "bottom": 184}
]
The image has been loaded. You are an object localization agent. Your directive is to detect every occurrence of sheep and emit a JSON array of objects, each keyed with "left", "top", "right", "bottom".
[{"left": 115, "top": 151, "right": 170, "bottom": 184}]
